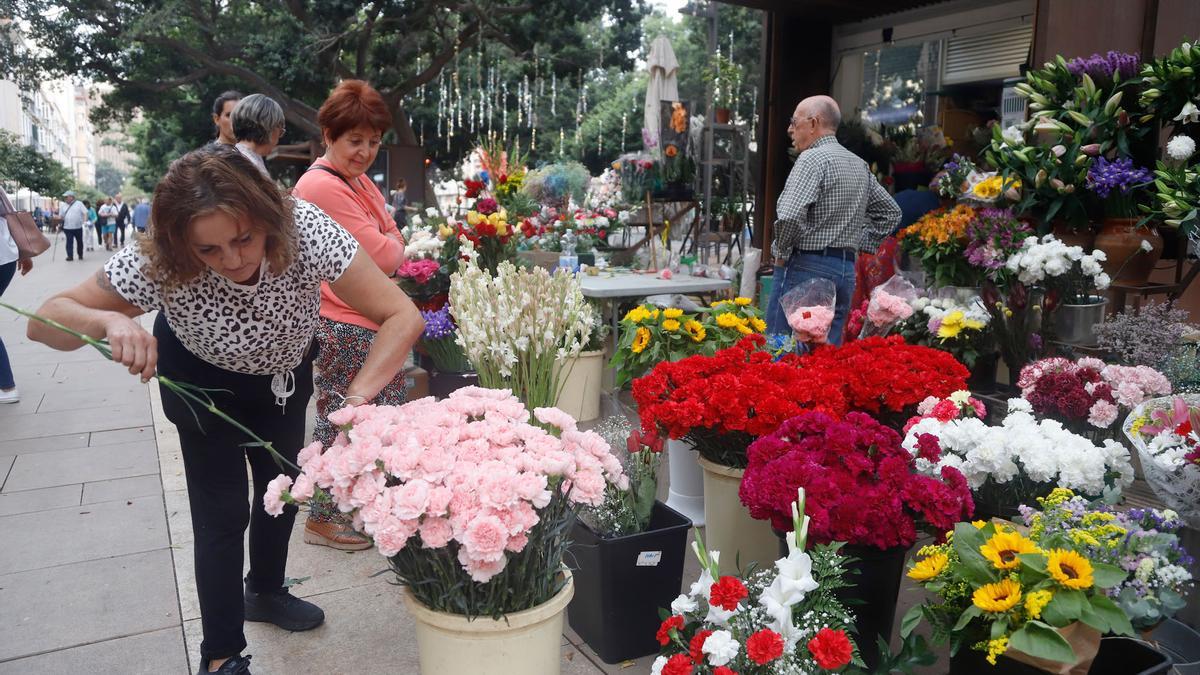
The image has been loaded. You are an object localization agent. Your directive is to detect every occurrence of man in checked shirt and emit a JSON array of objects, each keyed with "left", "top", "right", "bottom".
[{"left": 764, "top": 95, "right": 901, "bottom": 345}]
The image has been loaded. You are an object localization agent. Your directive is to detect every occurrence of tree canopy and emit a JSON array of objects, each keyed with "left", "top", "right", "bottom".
[{"left": 0, "top": 131, "right": 74, "bottom": 196}]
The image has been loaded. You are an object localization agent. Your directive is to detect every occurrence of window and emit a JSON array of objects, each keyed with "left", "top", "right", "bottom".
[{"left": 859, "top": 40, "right": 941, "bottom": 127}]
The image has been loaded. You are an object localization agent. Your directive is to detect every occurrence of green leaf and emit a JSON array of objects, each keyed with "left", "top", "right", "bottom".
[
  {"left": 1009, "top": 621, "right": 1076, "bottom": 663},
  {"left": 1042, "top": 589, "right": 1084, "bottom": 626},
  {"left": 1090, "top": 593, "right": 1134, "bottom": 636},
  {"left": 953, "top": 605, "right": 983, "bottom": 632},
  {"left": 1090, "top": 562, "right": 1127, "bottom": 590},
  {"left": 900, "top": 604, "right": 924, "bottom": 638},
  {"left": 953, "top": 524, "right": 995, "bottom": 585}
]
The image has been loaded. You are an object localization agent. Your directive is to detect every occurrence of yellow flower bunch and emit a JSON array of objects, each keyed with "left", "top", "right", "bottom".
[
  {"left": 972, "top": 175, "right": 1022, "bottom": 200},
  {"left": 936, "top": 310, "right": 986, "bottom": 340},
  {"left": 899, "top": 204, "right": 976, "bottom": 247},
  {"left": 466, "top": 208, "right": 511, "bottom": 236}
]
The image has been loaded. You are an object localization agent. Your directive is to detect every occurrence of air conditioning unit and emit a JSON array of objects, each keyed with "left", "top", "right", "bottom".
[{"left": 1001, "top": 78, "right": 1028, "bottom": 127}]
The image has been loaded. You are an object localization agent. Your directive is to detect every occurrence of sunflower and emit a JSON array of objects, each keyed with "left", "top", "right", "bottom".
[
  {"left": 663, "top": 308, "right": 684, "bottom": 319},
  {"left": 662, "top": 319, "right": 681, "bottom": 332},
  {"left": 1046, "top": 549, "right": 1094, "bottom": 589},
  {"left": 734, "top": 296, "right": 752, "bottom": 306},
  {"left": 715, "top": 312, "right": 742, "bottom": 329},
  {"left": 907, "top": 553, "right": 948, "bottom": 582},
  {"left": 624, "top": 306, "right": 649, "bottom": 323},
  {"left": 684, "top": 320, "right": 706, "bottom": 342},
  {"left": 981, "top": 531, "right": 1039, "bottom": 571},
  {"left": 749, "top": 317, "right": 767, "bottom": 333},
  {"left": 973, "top": 578, "right": 1023, "bottom": 613},
  {"left": 734, "top": 319, "right": 754, "bottom": 335},
  {"left": 631, "top": 327, "right": 651, "bottom": 354}
]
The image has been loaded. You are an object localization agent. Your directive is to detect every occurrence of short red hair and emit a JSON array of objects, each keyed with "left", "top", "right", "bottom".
[{"left": 317, "top": 80, "right": 393, "bottom": 142}]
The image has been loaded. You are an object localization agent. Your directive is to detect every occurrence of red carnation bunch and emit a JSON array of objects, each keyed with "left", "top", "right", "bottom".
[
  {"left": 797, "top": 336, "right": 969, "bottom": 428},
  {"left": 709, "top": 576, "right": 748, "bottom": 610},
  {"left": 633, "top": 335, "right": 847, "bottom": 467},
  {"left": 739, "top": 410, "right": 974, "bottom": 550},
  {"left": 657, "top": 615, "right": 685, "bottom": 646},
  {"left": 746, "top": 629, "right": 785, "bottom": 664}
]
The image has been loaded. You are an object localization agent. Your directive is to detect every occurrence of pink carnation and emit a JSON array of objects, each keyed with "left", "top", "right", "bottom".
[
  {"left": 263, "top": 475, "right": 292, "bottom": 516},
  {"left": 419, "top": 517, "right": 454, "bottom": 548},
  {"left": 397, "top": 259, "right": 441, "bottom": 284},
  {"left": 1088, "top": 400, "right": 1120, "bottom": 428},
  {"left": 291, "top": 473, "right": 316, "bottom": 502},
  {"left": 787, "top": 305, "right": 835, "bottom": 343},
  {"left": 297, "top": 441, "right": 323, "bottom": 469},
  {"left": 866, "top": 290, "right": 913, "bottom": 326}
]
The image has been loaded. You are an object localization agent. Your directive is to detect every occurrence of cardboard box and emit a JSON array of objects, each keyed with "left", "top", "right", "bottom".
[{"left": 403, "top": 367, "right": 429, "bottom": 401}]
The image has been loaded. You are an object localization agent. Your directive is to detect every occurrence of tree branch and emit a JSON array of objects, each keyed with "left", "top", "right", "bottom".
[{"left": 354, "top": 0, "right": 386, "bottom": 79}]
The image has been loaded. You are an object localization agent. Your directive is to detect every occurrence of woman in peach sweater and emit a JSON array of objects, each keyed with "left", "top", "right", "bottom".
[{"left": 292, "top": 80, "right": 411, "bottom": 550}]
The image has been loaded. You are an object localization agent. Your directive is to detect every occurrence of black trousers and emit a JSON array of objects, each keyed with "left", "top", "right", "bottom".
[
  {"left": 63, "top": 228, "right": 83, "bottom": 258},
  {"left": 115, "top": 222, "right": 127, "bottom": 246},
  {"left": 154, "top": 315, "right": 314, "bottom": 663}
]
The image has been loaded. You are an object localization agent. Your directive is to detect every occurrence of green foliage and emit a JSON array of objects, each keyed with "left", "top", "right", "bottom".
[
  {"left": 94, "top": 160, "right": 125, "bottom": 196},
  {"left": 0, "top": 131, "right": 73, "bottom": 195},
  {"left": 702, "top": 54, "right": 744, "bottom": 109}
]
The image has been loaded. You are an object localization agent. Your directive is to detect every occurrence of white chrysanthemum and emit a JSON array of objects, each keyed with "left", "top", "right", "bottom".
[{"left": 1167, "top": 135, "right": 1196, "bottom": 161}]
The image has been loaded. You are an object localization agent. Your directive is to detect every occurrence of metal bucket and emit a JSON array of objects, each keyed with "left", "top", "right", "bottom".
[{"left": 1054, "top": 296, "right": 1108, "bottom": 346}]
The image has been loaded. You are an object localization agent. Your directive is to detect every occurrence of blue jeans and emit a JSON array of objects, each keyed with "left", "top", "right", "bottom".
[
  {"left": 765, "top": 252, "right": 856, "bottom": 347},
  {"left": 0, "top": 261, "right": 14, "bottom": 389}
]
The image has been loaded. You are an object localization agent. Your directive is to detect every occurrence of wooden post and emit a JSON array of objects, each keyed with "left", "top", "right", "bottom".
[{"left": 645, "top": 190, "right": 658, "bottom": 272}]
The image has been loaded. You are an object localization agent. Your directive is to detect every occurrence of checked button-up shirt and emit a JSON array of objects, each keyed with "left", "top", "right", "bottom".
[{"left": 771, "top": 135, "right": 901, "bottom": 263}]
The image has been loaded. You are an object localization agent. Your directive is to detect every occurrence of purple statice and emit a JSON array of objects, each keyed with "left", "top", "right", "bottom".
[
  {"left": 1086, "top": 156, "right": 1154, "bottom": 198},
  {"left": 1066, "top": 51, "right": 1141, "bottom": 85},
  {"left": 964, "top": 208, "right": 1032, "bottom": 277},
  {"left": 420, "top": 305, "right": 456, "bottom": 340}
]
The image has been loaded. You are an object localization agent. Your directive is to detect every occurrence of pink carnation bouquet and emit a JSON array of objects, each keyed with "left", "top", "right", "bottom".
[
  {"left": 787, "top": 305, "right": 835, "bottom": 344},
  {"left": 860, "top": 275, "right": 918, "bottom": 338},
  {"left": 264, "top": 387, "right": 626, "bottom": 617}
]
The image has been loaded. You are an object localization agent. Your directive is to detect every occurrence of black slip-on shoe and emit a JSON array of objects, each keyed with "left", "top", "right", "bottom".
[
  {"left": 244, "top": 588, "right": 325, "bottom": 631},
  {"left": 195, "top": 654, "right": 252, "bottom": 675}
]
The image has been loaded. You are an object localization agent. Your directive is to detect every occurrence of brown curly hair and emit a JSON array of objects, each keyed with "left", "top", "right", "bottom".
[{"left": 142, "top": 145, "right": 297, "bottom": 290}]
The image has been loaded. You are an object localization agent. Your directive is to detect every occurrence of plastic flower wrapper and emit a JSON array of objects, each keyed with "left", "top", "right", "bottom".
[
  {"left": 1123, "top": 394, "right": 1200, "bottom": 528},
  {"left": 654, "top": 489, "right": 861, "bottom": 674},
  {"left": 780, "top": 278, "right": 836, "bottom": 345},
  {"left": 1018, "top": 489, "right": 1194, "bottom": 630},
  {"left": 860, "top": 275, "right": 917, "bottom": 338},
  {"left": 264, "top": 387, "right": 625, "bottom": 618},
  {"left": 903, "top": 397, "right": 1136, "bottom": 510},
  {"left": 902, "top": 510, "right": 1135, "bottom": 670}
]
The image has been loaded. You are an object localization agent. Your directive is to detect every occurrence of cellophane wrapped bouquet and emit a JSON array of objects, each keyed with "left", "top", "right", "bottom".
[
  {"left": 263, "top": 387, "right": 625, "bottom": 617},
  {"left": 653, "top": 490, "right": 861, "bottom": 674},
  {"left": 1123, "top": 394, "right": 1200, "bottom": 527}
]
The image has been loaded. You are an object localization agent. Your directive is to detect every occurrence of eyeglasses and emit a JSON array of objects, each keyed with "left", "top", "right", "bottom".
[{"left": 788, "top": 115, "right": 816, "bottom": 128}]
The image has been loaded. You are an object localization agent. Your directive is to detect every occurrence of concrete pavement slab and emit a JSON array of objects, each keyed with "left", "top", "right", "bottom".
[
  {"left": 0, "top": 431, "right": 90, "bottom": 458},
  {"left": 0, "top": 494, "right": 168, "bottom": 575},
  {"left": 0, "top": 456, "right": 11, "bottom": 490},
  {"left": 0, "top": 484, "right": 81, "bottom": 517},
  {"left": 0, "top": 392, "right": 44, "bottom": 418},
  {"left": 82, "top": 474, "right": 162, "bottom": 504},
  {"left": 2, "top": 404, "right": 152, "bottom": 442},
  {"left": 51, "top": 359, "right": 146, "bottom": 385},
  {"left": 0, "top": 549, "right": 179, "bottom": 661},
  {"left": 0, "top": 627, "right": 188, "bottom": 675},
  {"left": 37, "top": 383, "right": 148, "bottom": 414},
  {"left": 3, "top": 440, "right": 158, "bottom": 491},
  {"left": 90, "top": 425, "right": 154, "bottom": 447}
]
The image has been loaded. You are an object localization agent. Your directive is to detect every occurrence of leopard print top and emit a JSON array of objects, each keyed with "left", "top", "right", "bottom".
[{"left": 104, "top": 199, "right": 359, "bottom": 376}]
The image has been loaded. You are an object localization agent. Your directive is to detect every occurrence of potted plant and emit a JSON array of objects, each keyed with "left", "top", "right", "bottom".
[
  {"left": 739, "top": 410, "right": 974, "bottom": 669},
  {"left": 902, "top": 512, "right": 1141, "bottom": 673},
  {"left": 1002, "top": 234, "right": 1111, "bottom": 347},
  {"left": 554, "top": 304, "right": 609, "bottom": 423},
  {"left": 450, "top": 259, "right": 594, "bottom": 411},
  {"left": 418, "top": 304, "right": 479, "bottom": 398},
  {"left": 703, "top": 54, "right": 743, "bottom": 124},
  {"left": 1087, "top": 156, "right": 1160, "bottom": 282},
  {"left": 568, "top": 418, "right": 691, "bottom": 663},
  {"left": 903, "top": 394, "right": 1136, "bottom": 520},
  {"left": 985, "top": 123, "right": 1094, "bottom": 239},
  {"left": 264, "top": 388, "right": 627, "bottom": 675},
  {"left": 654, "top": 489, "right": 861, "bottom": 674},
  {"left": 896, "top": 204, "right": 984, "bottom": 289}
]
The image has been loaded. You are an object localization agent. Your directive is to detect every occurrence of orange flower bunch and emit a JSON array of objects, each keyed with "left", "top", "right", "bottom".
[{"left": 899, "top": 204, "right": 976, "bottom": 248}]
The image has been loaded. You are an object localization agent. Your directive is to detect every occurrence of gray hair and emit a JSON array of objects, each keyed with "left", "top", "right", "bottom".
[
  {"left": 231, "top": 94, "right": 285, "bottom": 145},
  {"left": 810, "top": 97, "right": 841, "bottom": 131}
]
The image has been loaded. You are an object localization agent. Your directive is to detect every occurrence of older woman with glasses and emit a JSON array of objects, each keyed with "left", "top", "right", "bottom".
[{"left": 231, "top": 94, "right": 285, "bottom": 178}]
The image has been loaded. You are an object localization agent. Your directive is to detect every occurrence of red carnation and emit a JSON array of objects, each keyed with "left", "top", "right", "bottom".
[
  {"left": 709, "top": 576, "right": 748, "bottom": 611},
  {"left": 713, "top": 668, "right": 738, "bottom": 675},
  {"left": 464, "top": 179, "right": 484, "bottom": 198},
  {"left": 808, "top": 628, "right": 853, "bottom": 670},
  {"left": 746, "top": 629, "right": 785, "bottom": 664},
  {"left": 662, "top": 654, "right": 694, "bottom": 675},
  {"left": 688, "top": 629, "right": 713, "bottom": 663},
  {"left": 656, "top": 615, "right": 685, "bottom": 646}
]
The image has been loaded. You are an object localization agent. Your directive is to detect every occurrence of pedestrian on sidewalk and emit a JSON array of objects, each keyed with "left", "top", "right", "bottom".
[
  {"left": 26, "top": 144, "right": 423, "bottom": 675},
  {"left": 98, "top": 197, "right": 118, "bottom": 251},
  {"left": 84, "top": 200, "right": 98, "bottom": 251},
  {"left": 60, "top": 191, "right": 87, "bottom": 261},
  {"left": 293, "top": 80, "right": 410, "bottom": 551},
  {"left": 132, "top": 197, "right": 151, "bottom": 235},
  {"left": 0, "top": 186, "right": 35, "bottom": 403},
  {"left": 114, "top": 193, "right": 130, "bottom": 247}
]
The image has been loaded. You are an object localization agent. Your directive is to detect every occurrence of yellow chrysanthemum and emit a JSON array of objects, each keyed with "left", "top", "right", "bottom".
[
  {"left": 1025, "top": 590, "right": 1053, "bottom": 620},
  {"left": 907, "top": 553, "right": 948, "bottom": 582},
  {"left": 1047, "top": 549, "right": 1094, "bottom": 590},
  {"left": 631, "top": 327, "right": 651, "bottom": 354},
  {"left": 663, "top": 308, "right": 684, "bottom": 319},
  {"left": 973, "top": 578, "right": 1023, "bottom": 613},
  {"left": 981, "top": 531, "right": 1039, "bottom": 571},
  {"left": 734, "top": 296, "right": 752, "bottom": 306},
  {"left": 986, "top": 637, "right": 1010, "bottom": 665},
  {"left": 937, "top": 311, "right": 967, "bottom": 339},
  {"left": 662, "top": 319, "right": 681, "bottom": 332},
  {"left": 715, "top": 312, "right": 741, "bottom": 329},
  {"left": 750, "top": 317, "right": 767, "bottom": 332},
  {"left": 685, "top": 320, "right": 706, "bottom": 343}
]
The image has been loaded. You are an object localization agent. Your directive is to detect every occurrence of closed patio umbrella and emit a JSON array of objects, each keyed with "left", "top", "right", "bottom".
[{"left": 644, "top": 35, "right": 680, "bottom": 157}]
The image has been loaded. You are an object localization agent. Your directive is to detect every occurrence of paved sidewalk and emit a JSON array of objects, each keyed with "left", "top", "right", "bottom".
[{"left": 0, "top": 237, "right": 663, "bottom": 674}]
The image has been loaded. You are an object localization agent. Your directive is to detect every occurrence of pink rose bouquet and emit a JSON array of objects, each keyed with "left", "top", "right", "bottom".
[{"left": 264, "top": 387, "right": 626, "bottom": 617}]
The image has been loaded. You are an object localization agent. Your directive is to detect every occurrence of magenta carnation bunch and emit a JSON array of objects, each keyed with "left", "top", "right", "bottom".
[
  {"left": 738, "top": 411, "right": 973, "bottom": 550},
  {"left": 264, "top": 387, "right": 626, "bottom": 616}
]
